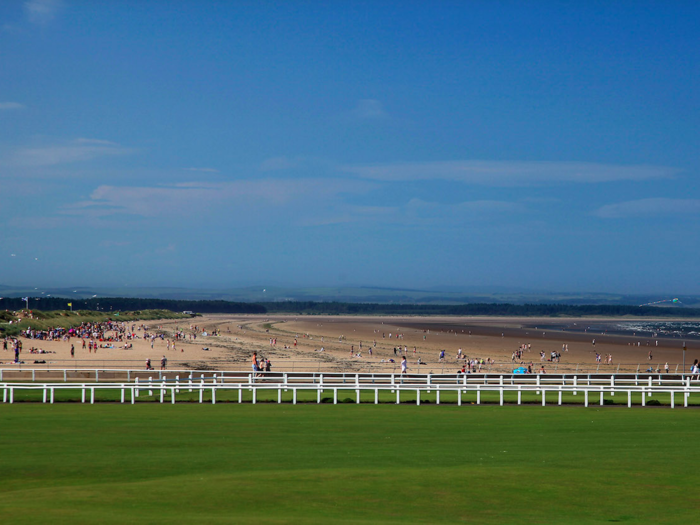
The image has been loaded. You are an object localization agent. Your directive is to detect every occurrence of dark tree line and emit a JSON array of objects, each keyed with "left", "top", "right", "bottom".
[
  {"left": 261, "top": 301, "right": 700, "bottom": 317},
  {"left": 1, "top": 297, "right": 698, "bottom": 318},
  {"left": 0, "top": 297, "right": 265, "bottom": 314}
]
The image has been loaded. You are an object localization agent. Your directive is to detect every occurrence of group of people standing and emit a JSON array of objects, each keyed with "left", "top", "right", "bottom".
[{"left": 252, "top": 352, "right": 272, "bottom": 375}]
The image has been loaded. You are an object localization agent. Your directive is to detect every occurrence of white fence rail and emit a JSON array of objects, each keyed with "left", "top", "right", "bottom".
[
  {"left": 0, "top": 368, "right": 697, "bottom": 387},
  {"left": 2, "top": 371, "right": 700, "bottom": 408}
]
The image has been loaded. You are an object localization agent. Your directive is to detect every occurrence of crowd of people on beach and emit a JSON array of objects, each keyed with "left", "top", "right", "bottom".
[{"left": 3, "top": 315, "right": 694, "bottom": 377}]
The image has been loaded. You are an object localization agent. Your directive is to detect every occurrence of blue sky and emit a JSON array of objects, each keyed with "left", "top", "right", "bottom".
[{"left": 0, "top": 1, "right": 698, "bottom": 293}]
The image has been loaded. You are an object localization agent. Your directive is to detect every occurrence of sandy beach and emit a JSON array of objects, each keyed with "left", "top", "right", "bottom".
[{"left": 4, "top": 314, "right": 700, "bottom": 374}]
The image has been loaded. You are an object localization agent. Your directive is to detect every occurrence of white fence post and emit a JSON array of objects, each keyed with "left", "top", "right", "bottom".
[{"left": 5, "top": 370, "right": 697, "bottom": 408}]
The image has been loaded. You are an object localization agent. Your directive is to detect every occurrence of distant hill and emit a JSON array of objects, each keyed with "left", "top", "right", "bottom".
[{"left": 0, "top": 284, "right": 697, "bottom": 308}]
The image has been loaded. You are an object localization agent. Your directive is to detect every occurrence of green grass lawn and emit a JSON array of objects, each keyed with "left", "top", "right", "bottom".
[{"left": 1, "top": 404, "right": 698, "bottom": 524}]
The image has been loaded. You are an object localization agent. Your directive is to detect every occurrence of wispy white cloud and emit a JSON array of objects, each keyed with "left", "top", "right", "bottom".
[
  {"left": 343, "top": 160, "right": 678, "bottom": 186},
  {"left": 183, "top": 167, "right": 219, "bottom": 173},
  {"left": 350, "top": 99, "right": 389, "bottom": 120},
  {"left": 0, "top": 102, "right": 25, "bottom": 110},
  {"left": 99, "top": 240, "right": 132, "bottom": 248},
  {"left": 258, "top": 156, "right": 334, "bottom": 173},
  {"left": 73, "top": 138, "right": 119, "bottom": 146},
  {"left": 2, "top": 23, "right": 23, "bottom": 34},
  {"left": 259, "top": 156, "right": 300, "bottom": 171},
  {"left": 24, "top": 0, "right": 62, "bottom": 25},
  {"left": 62, "top": 178, "right": 377, "bottom": 219},
  {"left": 402, "top": 198, "right": 525, "bottom": 223},
  {"left": 299, "top": 198, "right": 526, "bottom": 227},
  {"left": 593, "top": 198, "right": 700, "bottom": 219},
  {"left": 6, "top": 138, "right": 133, "bottom": 168}
]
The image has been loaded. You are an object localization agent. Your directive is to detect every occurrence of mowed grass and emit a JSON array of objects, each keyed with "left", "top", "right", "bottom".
[{"left": 1, "top": 405, "right": 699, "bottom": 524}]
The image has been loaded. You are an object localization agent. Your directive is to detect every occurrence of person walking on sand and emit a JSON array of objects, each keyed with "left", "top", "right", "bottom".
[
  {"left": 401, "top": 356, "right": 408, "bottom": 375},
  {"left": 665, "top": 362, "right": 669, "bottom": 374},
  {"left": 160, "top": 356, "right": 167, "bottom": 370},
  {"left": 70, "top": 344, "right": 74, "bottom": 358}
]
